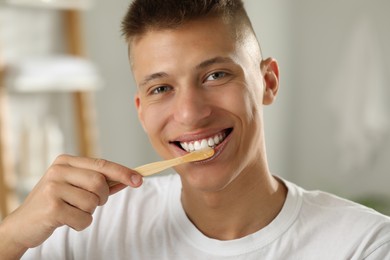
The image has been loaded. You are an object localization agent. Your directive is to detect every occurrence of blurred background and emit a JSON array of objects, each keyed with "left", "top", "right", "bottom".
[{"left": 0, "top": 0, "right": 389, "bottom": 219}]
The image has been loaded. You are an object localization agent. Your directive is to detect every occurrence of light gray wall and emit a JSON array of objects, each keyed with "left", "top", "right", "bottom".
[{"left": 288, "top": 0, "right": 390, "bottom": 202}]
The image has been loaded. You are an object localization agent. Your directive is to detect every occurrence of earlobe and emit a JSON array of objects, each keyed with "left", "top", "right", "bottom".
[{"left": 261, "top": 58, "right": 280, "bottom": 105}]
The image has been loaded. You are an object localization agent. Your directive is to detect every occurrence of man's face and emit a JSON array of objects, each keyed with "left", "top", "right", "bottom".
[{"left": 130, "top": 17, "right": 269, "bottom": 192}]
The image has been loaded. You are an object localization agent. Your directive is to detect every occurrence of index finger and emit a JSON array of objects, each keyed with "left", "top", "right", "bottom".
[{"left": 55, "top": 155, "right": 143, "bottom": 188}]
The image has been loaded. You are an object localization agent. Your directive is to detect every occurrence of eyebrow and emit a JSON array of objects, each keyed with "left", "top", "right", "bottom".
[
  {"left": 139, "top": 72, "right": 169, "bottom": 88},
  {"left": 195, "top": 56, "right": 235, "bottom": 70},
  {"left": 139, "top": 56, "right": 234, "bottom": 88}
]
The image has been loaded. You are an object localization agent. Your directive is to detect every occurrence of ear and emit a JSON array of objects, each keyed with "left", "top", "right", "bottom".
[
  {"left": 134, "top": 93, "right": 148, "bottom": 133},
  {"left": 261, "top": 58, "right": 280, "bottom": 105}
]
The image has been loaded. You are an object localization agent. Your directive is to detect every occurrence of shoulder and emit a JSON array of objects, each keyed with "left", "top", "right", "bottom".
[
  {"left": 283, "top": 179, "right": 390, "bottom": 256},
  {"left": 284, "top": 178, "right": 389, "bottom": 219},
  {"left": 298, "top": 183, "right": 389, "bottom": 223},
  {"left": 303, "top": 185, "right": 390, "bottom": 234}
]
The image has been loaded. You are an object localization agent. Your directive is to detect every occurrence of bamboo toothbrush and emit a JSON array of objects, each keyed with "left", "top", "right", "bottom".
[{"left": 108, "top": 147, "right": 214, "bottom": 187}]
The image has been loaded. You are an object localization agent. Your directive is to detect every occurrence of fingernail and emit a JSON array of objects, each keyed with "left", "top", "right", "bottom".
[{"left": 131, "top": 174, "right": 142, "bottom": 185}]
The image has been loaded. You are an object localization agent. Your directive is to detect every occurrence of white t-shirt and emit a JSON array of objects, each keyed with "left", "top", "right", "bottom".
[{"left": 23, "top": 174, "right": 390, "bottom": 259}]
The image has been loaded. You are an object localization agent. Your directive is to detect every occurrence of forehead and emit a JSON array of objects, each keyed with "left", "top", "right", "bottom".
[{"left": 129, "top": 17, "right": 237, "bottom": 66}]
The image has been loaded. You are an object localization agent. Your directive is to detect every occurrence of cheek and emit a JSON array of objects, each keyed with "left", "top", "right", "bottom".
[
  {"left": 141, "top": 102, "right": 172, "bottom": 148},
  {"left": 143, "top": 107, "right": 164, "bottom": 135},
  {"left": 222, "top": 84, "right": 261, "bottom": 123}
]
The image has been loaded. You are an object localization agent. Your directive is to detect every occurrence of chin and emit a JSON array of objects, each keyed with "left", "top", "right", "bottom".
[{"left": 176, "top": 163, "right": 238, "bottom": 192}]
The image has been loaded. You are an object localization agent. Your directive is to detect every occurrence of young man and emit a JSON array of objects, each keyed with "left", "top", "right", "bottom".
[{"left": 1, "top": 0, "right": 390, "bottom": 259}]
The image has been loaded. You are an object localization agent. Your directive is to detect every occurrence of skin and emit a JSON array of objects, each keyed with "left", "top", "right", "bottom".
[
  {"left": 0, "top": 14, "right": 287, "bottom": 259},
  {"left": 131, "top": 16, "right": 287, "bottom": 240},
  {"left": 0, "top": 156, "right": 143, "bottom": 259}
]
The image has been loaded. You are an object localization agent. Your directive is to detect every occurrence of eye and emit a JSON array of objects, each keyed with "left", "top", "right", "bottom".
[
  {"left": 205, "top": 71, "right": 227, "bottom": 81},
  {"left": 150, "top": 85, "right": 172, "bottom": 95}
]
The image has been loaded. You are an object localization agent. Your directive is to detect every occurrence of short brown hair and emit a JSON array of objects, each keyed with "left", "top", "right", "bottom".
[{"left": 121, "top": 0, "right": 254, "bottom": 42}]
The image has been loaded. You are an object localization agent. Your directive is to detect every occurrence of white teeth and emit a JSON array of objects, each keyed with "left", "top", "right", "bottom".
[
  {"left": 179, "top": 132, "right": 227, "bottom": 152},
  {"left": 201, "top": 139, "right": 208, "bottom": 149},
  {"left": 207, "top": 138, "right": 214, "bottom": 147},
  {"left": 194, "top": 141, "right": 201, "bottom": 150}
]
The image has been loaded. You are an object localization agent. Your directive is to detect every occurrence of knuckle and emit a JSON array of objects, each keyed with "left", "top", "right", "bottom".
[
  {"left": 74, "top": 215, "right": 93, "bottom": 231},
  {"left": 87, "top": 194, "right": 100, "bottom": 210},
  {"left": 90, "top": 173, "right": 107, "bottom": 189},
  {"left": 93, "top": 158, "right": 108, "bottom": 170},
  {"left": 46, "top": 164, "right": 63, "bottom": 178},
  {"left": 45, "top": 198, "right": 62, "bottom": 217},
  {"left": 99, "top": 196, "right": 108, "bottom": 206},
  {"left": 42, "top": 182, "right": 59, "bottom": 197},
  {"left": 54, "top": 154, "right": 70, "bottom": 163}
]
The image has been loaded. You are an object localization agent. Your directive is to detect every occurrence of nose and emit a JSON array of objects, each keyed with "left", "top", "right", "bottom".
[{"left": 172, "top": 86, "right": 212, "bottom": 127}]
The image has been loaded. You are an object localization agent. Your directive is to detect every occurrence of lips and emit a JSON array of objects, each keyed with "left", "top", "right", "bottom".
[{"left": 171, "top": 128, "right": 232, "bottom": 153}]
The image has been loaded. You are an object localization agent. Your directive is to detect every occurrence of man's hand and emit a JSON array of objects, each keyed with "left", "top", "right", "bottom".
[{"left": 0, "top": 155, "right": 143, "bottom": 259}]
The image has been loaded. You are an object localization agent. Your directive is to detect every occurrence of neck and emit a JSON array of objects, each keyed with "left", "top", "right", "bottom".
[{"left": 181, "top": 167, "right": 287, "bottom": 240}]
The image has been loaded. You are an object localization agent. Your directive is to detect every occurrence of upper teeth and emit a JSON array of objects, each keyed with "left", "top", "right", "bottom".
[{"left": 180, "top": 132, "right": 226, "bottom": 152}]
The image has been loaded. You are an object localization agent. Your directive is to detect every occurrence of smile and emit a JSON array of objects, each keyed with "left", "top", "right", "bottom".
[{"left": 173, "top": 128, "right": 232, "bottom": 153}]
